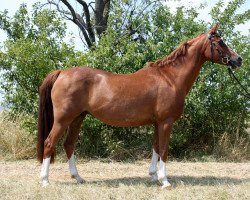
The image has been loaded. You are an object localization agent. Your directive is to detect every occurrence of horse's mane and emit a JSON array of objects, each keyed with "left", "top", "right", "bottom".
[{"left": 149, "top": 42, "right": 190, "bottom": 68}]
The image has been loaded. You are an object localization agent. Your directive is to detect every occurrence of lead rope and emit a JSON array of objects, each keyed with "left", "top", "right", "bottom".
[
  {"left": 228, "top": 67, "right": 250, "bottom": 98},
  {"left": 209, "top": 34, "right": 249, "bottom": 98}
]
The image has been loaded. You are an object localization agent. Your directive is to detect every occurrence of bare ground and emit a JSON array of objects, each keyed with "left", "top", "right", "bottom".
[{"left": 0, "top": 159, "right": 249, "bottom": 200}]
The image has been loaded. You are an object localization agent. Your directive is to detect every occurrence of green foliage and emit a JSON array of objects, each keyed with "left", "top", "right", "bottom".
[
  {"left": 75, "top": 115, "right": 154, "bottom": 160},
  {"left": 76, "top": 0, "right": 209, "bottom": 159},
  {"left": 87, "top": 1, "right": 205, "bottom": 74},
  {"left": 0, "top": 0, "right": 249, "bottom": 160},
  {"left": 0, "top": 4, "right": 86, "bottom": 115},
  {"left": 171, "top": 0, "right": 250, "bottom": 159},
  {"left": 82, "top": 0, "right": 249, "bottom": 160}
]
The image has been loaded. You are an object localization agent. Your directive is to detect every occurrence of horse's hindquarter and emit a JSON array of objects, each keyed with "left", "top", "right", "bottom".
[{"left": 87, "top": 69, "right": 159, "bottom": 127}]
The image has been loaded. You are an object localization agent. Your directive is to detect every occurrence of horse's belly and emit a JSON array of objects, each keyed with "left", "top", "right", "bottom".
[
  {"left": 90, "top": 107, "right": 154, "bottom": 127},
  {"left": 94, "top": 116, "right": 153, "bottom": 127}
]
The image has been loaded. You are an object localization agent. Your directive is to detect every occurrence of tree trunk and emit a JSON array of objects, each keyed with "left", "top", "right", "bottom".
[
  {"left": 95, "top": 0, "right": 110, "bottom": 36},
  {"left": 48, "top": 0, "right": 110, "bottom": 49}
]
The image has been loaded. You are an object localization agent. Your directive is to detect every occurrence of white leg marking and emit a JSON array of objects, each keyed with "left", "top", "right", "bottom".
[
  {"left": 40, "top": 157, "right": 51, "bottom": 187},
  {"left": 149, "top": 149, "right": 159, "bottom": 182},
  {"left": 158, "top": 159, "right": 171, "bottom": 189},
  {"left": 68, "top": 153, "right": 84, "bottom": 184}
]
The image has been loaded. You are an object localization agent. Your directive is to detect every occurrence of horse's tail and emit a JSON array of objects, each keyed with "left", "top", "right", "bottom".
[{"left": 37, "top": 70, "right": 61, "bottom": 163}]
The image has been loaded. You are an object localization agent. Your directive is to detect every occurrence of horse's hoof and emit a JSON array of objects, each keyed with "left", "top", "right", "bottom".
[
  {"left": 42, "top": 180, "right": 50, "bottom": 187},
  {"left": 161, "top": 180, "right": 172, "bottom": 190},
  {"left": 159, "top": 178, "right": 172, "bottom": 190},
  {"left": 150, "top": 174, "right": 158, "bottom": 182},
  {"left": 71, "top": 174, "right": 85, "bottom": 184},
  {"left": 161, "top": 184, "right": 172, "bottom": 190},
  {"left": 77, "top": 178, "right": 85, "bottom": 184}
]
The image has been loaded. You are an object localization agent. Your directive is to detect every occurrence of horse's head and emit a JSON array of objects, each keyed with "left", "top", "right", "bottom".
[{"left": 204, "top": 24, "right": 242, "bottom": 69}]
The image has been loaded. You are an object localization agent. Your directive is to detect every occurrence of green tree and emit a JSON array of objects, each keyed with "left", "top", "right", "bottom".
[
  {"left": 80, "top": 0, "right": 249, "bottom": 159},
  {"left": 0, "top": 4, "right": 86, "bottom": 115},
  {"left": 171, "top": 0, "right": 250, "bottom": 159},
  {"left": 0, "top": 0, "right": 249, "bottom": 160},
  {"left": 46, "top": 0, "right": 158, "bottom": 49}
]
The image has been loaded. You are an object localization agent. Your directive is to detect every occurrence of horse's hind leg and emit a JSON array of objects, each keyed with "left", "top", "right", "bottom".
[
  {"left": 41, "top": 119, "right": 70, "bottom": 187},
  {"left": 64, "top": 113, "right": 85, "bottom": 184}
]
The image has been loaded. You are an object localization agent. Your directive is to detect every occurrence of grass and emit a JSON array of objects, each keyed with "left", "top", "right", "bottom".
[
  {"left": 0, "top": 112, "right": 249, "bottom": 199},
  {"left": 0, "top": 112, "right": 36, "bottom": 160},
  {"left": 0, "top": 159, "right": 249, "bottom": 200}
]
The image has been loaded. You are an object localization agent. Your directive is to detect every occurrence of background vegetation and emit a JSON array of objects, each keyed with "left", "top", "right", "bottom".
[{"left": 0, "top": 0, "right": 249, "bottom": 161}]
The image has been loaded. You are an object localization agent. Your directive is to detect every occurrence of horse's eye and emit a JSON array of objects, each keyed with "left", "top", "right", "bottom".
[
  {"left": 218, "top": 40, "right": 227, "bottom": 48},
  {"left": 212, "top": 41, "right": 218, "bottom": 46}
]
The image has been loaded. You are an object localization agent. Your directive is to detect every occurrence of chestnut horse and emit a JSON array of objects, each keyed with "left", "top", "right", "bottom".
[{"left": 38, "top": 25, "right": 242, "bottom": 188}]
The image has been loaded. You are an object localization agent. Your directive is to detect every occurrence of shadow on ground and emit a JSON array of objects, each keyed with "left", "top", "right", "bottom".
[{"left": 56, "top": 175, "right": 249, "bottom": 188}]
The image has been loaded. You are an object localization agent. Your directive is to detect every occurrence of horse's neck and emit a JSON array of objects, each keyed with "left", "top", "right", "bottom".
[{"left": 166, "top": 38, "right": 207, "bottom": 95}]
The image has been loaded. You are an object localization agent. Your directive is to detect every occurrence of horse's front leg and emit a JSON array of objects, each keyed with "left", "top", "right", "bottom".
[
  {"left": 149, "top": 148, "right": 159, "bottom": 182},
  {"left": 149, "top": 124, "right": 159, "bottom": 182},
  {"left": 67, "top": 153, "right": 84, "bottom": 184},
  {"left": 156, "top": 118, "right": 173, "bottom": 189}
]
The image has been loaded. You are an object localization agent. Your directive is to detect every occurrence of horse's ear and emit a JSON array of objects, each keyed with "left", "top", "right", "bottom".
[{"left": 209, "top": 24, "right": 219, "bottom": 34}]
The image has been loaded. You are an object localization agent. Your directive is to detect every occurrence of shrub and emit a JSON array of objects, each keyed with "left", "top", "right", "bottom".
[{"left": 0, "top": 1, "right": 249, "bottom": 161}]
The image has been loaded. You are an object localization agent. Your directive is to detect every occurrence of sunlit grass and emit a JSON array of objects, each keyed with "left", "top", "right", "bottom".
[{"left": 0, "top": 159, "right": 249, "bottom": 200}]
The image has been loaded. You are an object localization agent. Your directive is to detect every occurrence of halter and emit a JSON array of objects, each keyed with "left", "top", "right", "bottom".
[
  {"left": 208, "top": 33, "right": 230, "bottom": 65},
  {"left": 208, "top": 33, "right": 250, "bottom": 98}
]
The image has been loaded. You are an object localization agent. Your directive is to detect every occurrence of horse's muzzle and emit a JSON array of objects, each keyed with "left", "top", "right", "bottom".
[{"left": 228, "top": 56, "right": 243, "bottom": 69}]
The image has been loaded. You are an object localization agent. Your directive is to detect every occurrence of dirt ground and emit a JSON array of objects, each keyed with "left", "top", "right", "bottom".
[{"left": 0, "top": 159, "right": 249, "bottom": 200}]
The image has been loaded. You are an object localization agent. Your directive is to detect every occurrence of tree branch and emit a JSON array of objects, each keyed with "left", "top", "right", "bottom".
[
  {"left": 60, "top": 0, "right": 92, "bottom": 48},
  {"left": 76, "top": 0, "right": 95, "bottom": 43}
]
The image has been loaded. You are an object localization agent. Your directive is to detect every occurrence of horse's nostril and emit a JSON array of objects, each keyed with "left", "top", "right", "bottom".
[{"left": 238, "top": 57, "right": 243, "bottom": 62}]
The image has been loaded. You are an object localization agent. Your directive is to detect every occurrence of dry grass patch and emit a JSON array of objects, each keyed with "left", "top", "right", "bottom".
[
  {"left": 214, "top": 130, "right": 250, "bottom": 161},
  {"left": 0, "top": 159, "right": 249, "bottom": 200},
  {"left": 0, "top": 112, "right": 36, "bottom": 160}
]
